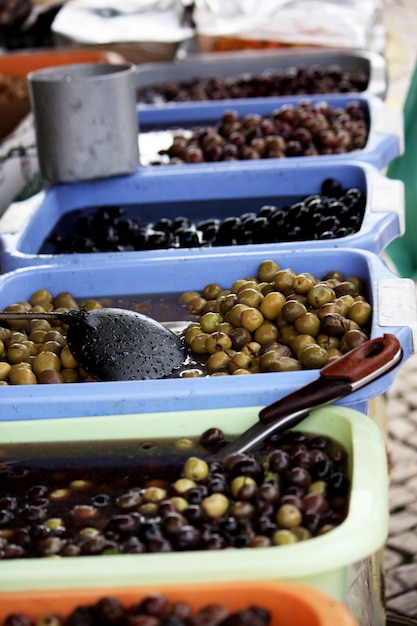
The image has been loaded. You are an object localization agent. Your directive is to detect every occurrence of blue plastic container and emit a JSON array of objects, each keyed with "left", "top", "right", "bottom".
[
  {"left": 137, "top": 94, "right": 403, "bottom": 170},
  {"left": 0, "top": 161, "right": 404, "bottom": 273},
  {"left": 0, "top": 247, "right": 414, "bottom": 421}
]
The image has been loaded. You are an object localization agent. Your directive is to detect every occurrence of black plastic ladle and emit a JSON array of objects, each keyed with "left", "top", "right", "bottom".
[{"left": 0, "top": 308, "right": 186, "bottom": 381}]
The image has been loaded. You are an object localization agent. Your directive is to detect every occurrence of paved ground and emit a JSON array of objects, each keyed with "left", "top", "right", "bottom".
[
  {"left": 381, "top": 1, "right": 417, "bottom": 621},
  {"left": 385, "top": 350, "right": 417, "bottom": 620}
]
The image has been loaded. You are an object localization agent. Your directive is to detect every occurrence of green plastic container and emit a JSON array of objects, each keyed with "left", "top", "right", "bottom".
[{"left": 0, "top": 404, "right": 388, "bottom": 612}]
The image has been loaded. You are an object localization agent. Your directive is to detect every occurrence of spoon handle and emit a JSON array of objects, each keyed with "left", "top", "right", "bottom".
[{"left": 0, "top": 310, "right": 81, "bottom": 325}]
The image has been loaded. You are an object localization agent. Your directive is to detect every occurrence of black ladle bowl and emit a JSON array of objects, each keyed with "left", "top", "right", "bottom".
[{"left": 0, "top": 308, "right": 186, "bottom": 381}]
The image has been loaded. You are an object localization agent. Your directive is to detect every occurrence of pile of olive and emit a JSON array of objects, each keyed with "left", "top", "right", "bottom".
[
  {"left": 180, "top": 258, "right": 372, "bottom": 375},
  {"left": 137, "top": 63, "right": 369, "bottom": 104},
  {"left": 3, "top": 595, "right": 271, "bottom": 626},
  {"left": 0, "top": 427, "right": 349, "bottom": 559},
  {"left": 39, "top": 178, "right": 365, "bottom": 254},
  {"left": 0, "top": 257, "right": 372, "bottom": 384},
  {"left": 156, "top": 100, "right": 369, "bottom": 164}
]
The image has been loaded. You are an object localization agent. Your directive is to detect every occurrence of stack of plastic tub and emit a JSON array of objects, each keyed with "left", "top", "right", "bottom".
[{"left": 0, "top": 47, "right": 413, "bottom": 626}]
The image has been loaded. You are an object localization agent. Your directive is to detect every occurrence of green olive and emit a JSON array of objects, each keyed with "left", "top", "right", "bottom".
[
  {"left": 316, "top": 334, "right": 340, "bottom": 350},
  {"left": 253, "top": 321, "right": 279, "bottom": 346},
  {"left": 7, "top": 342, "right": 31, "bottom": 364},
  {"left": 280, "top": 300, "right": 307, "bottom": 324},
  {"left": 273, "top": 269, "right": 297, "bottom": 295},
  {"left": 294, "top": 312, "right": 321, "bottom": 336},
  {"left": 190, "top": 333, "right": 211, "bottom": 354},
  {"left": 180, "top": 290, "right": 201, "bottom": 304},
  {"left": 201, "top": 493, "right": 229, "bottom": 518},
  {"left": 206, "top": 351, "right": 231, "bottom": 373},
  {"left": 231, "top": 367, "right": 252, "bottom": 375},
  {"left": 299, "top": 344, "right": 329, "bottom": 369},
  {"left": 231, "top": 475, "right": 257, "bottom": 499},
  {"left": 9, "top": 364, "right": 37, "bottom": 385},
  {"left": 5, "top": 331, "right": 27, "bottom": 349},
  {"left": 173, "top": 477, "right": 196, "bottom": 494},
  {"left": 27, "top": 319, "right": 51, "bottom": 334},
  {"left": 187, "top": 296, "right": 207, "bottom": 315},
  {"left": 276, "top": 503, "right": 302, "bottom": 529},
  {"left": 240, "top": 307, "right": 264, "bottom": 333},
  {"left": 257, "top": 260, "right": 280, "bottom": 282},
  {"left": 347, "top": 300, "right": 372, "bottom": 326},
  {"left": 279, "top": 325, "right": 298, "bottom": 347},
  {"left": 38, "top": 340, "right": 62, "bottom": 356},
  {"left": 205, "top": 331, "right": 232, "bottom": 354},
  {"left": 259, "top": 346, "right": 291, "bottom": 372},
  {"left": 290, "top": 334, "right": 316, "bottom": 359},
  {"left": 60, "top": 345, "right": 78, "bottom": 369},
  {"left": 229, "top": 351, "right": 256, "bottom": 372},
  {"left": 53, "top": 292, "right": 79, "bottom": 309},
  {"left": 143, "top": 486, "right": 167, "bottom": 503},
  {"left": 237, "top": 287, "right": 264, "bottom": 308},
  {"left": 202, "top": 283, "right": 224, "bottom": 300},
  {"left": 30, "top": 289, "right": 53, "bottom": 306},
  {"left": 200, "top": 312, "right": 223, "bottom": 333},
  {"left": 225, "top": 303, "right": 250, "bottom": 327},
  {"left": 259, "top": 291, "right": 286, "bottom": 320},
  {"left": 268, "top": 356, "right": 301, "bottom": 372},
  {"left": 292, "top": 273, "right": 318, "bottom": 294},
  {"left": 32, "top": 351, "right": 61, "bottom": 375},
  {"left": 272, "top": 529, "right": 298, "bottom": 545},
  {"left": 0, "top": 362, "right": 11, "bottom": 381},
  {"left": 61, "top": 368, "right": 80, "bottom": 382},
  {"left": 307, "top": 283, "right": 336, "bottom": 308}
]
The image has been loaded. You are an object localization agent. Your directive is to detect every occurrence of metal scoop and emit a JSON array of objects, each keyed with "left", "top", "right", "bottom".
[
  {"left": 0, "top": 308, "right": 185, "bottom": 381},
  {"left": 214, "top": 333, "right": 403, "bottom": 460}
]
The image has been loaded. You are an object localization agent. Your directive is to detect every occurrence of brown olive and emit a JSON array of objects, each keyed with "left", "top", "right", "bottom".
[
  {"left": 38, "top": 370, "right": 65, "bottom": 384},
  {"left": 228, "top": 326, "right": 251, "bottom": 351},
  {"left": 340, "top": 329, "right": 369, "bottom": 353}
]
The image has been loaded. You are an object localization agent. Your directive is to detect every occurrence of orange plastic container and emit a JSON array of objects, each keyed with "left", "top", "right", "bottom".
[
  {"left": 0, "top": 48, "right": 126, "bottom": 77},
  {"left": 0, "top": 581, "right": 359, "bottom": 626}
]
